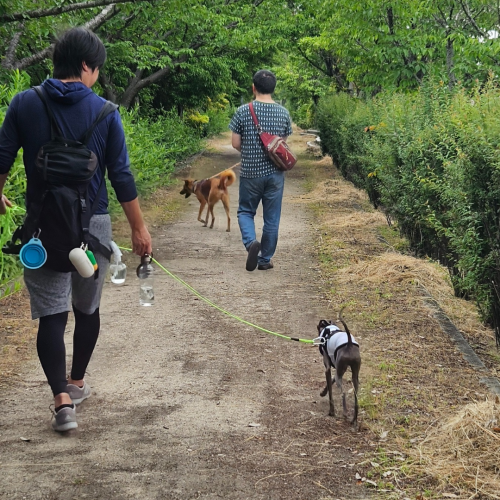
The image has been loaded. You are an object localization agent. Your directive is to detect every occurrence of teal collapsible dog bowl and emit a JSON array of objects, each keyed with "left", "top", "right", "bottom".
[{"left": 19, "top": 238, "right": 47, "bottom": 269}]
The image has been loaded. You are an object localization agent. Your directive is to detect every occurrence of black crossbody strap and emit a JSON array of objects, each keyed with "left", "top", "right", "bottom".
[
  {"left": 80, "top": 101, "right": 118, "bottom": 144},
  {"left": 33, "top": 86, "right": 62, "bottom": 139},
  {"left": 80, "top": 102, "right": 118, "bottom": 262}
]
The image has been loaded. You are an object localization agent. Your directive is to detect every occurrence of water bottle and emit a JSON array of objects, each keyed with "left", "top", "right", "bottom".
[
  {"left": 109, "top": 241, "right": 127, "bottom": 285},
  {"left": 136, "top": 253, "right": 154, "bottom": 306}
]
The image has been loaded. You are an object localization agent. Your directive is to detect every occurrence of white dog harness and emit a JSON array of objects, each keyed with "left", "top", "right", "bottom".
[{"left": 320, "top": 325, "right": 359, "bottom": 368}]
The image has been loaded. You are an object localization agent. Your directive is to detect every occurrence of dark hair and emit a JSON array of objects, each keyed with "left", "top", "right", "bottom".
[
  {"left": 52, "top": 27, "right": 106, "bottom": 79},
  {"left": 253, "top": 69, "right": 277, "bottom": 94}
]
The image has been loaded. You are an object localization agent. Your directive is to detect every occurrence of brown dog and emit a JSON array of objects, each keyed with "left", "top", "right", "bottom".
[{"left": 180, "top": 169, "right": 236, "bottom": 232}]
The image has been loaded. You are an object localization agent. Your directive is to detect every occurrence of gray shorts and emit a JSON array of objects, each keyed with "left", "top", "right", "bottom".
[{"left": 24, "top": 214, "right": 112, "bottom": 320}]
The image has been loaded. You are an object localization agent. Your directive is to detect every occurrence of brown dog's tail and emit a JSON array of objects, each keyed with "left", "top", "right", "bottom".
[{"left": 218, "top": 169, "right": 236, "bottom": 190}]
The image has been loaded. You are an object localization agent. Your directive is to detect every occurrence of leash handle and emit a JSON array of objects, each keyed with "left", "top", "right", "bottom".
[{"left": 312, "top": 337, "right": 326, "bottom": 346}]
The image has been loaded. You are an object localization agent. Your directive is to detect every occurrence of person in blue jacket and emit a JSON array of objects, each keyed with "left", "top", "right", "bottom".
[{"left": 0, "top": 27, "right": 152, "bottom": 432}]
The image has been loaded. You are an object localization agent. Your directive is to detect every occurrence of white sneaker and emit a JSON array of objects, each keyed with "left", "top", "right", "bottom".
[{"left": 66, "top": 381, "right": 91, "bottom": 405}]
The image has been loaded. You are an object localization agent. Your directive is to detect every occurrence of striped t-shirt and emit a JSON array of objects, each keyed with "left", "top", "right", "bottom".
[{"left": 229, "top": 101, "right": 293, "bottom": 178}]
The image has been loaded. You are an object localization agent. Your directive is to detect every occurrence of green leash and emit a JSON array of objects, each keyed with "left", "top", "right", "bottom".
[{"left": 119, "top": 246, "right": 319, "bottom": 345}]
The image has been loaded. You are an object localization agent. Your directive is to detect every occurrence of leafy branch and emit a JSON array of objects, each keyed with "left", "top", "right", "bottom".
[
  {"left": 0, "top": 0, "right": 139, "bottom": 23},
  {"left": 2, "top": 4, "right": 120, "bottom": 70}
]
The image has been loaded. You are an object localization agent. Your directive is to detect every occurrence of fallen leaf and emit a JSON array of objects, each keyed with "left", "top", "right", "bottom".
[
  {"left": 370, "top": 461, "right": 380, "bottom": 467},
  {"left": 20, "top": 437, "right": 30, "bottom": 442},
  {"left": 379, "top": 431, "right": 388, "bottom": 440},
  {"left": 248, "top": 423, "right": 261, "bottom": 427},
  {"left": 355, "top": 473, "right": 362, "bottom": 480},
  {"left": 365, "top": 479, "right": 377, "bottom": 487},
  {"left": 492, "top": 427, "right": 500, "bottom": 433}
]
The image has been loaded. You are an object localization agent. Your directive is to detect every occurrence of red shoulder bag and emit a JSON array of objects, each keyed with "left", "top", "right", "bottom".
[{"left": 248, "top": 102, "right": 297, "bottom": 171}]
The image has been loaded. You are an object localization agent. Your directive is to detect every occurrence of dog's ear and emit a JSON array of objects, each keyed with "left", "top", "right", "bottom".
[
  {"left": 317, "top": 319, "right": 329, "bottom": 332},
  {"left": 180, "top": 180, "right": 192, "bottom": 198}
]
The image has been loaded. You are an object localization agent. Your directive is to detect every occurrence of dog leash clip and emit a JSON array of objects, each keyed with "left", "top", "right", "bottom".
[{"left": 312, "top": 337, "right": 326, "bottom": 346}]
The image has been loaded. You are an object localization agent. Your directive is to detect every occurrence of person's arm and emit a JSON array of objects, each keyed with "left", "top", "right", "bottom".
[
  {"left": 120, "top": 197, "right": 152, "bottom": 256},
  {"left": 229, "top": 108, "right": 242, "bottom": 152},
  {"left": 104, "top": 111, "right": 152, "bottom": 256},
  {"left": 232, "top": 132, "right": 242, "bottom": 152},
  {"left": 0, "top": 94, "right": 22, "bottom": 215},
  {"left": 0, "top": 173, "right": 12, "bottom": 215},
  {"left": 284, "top": 112, "right": 293, "bottom": 141}
]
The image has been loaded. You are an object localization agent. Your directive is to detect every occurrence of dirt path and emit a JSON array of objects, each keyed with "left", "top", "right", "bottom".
[{"left": 0, "top": 134, "right": 372, "bottom": 499}]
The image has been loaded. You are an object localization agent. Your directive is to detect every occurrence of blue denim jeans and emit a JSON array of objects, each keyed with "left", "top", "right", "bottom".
[{"left": 237, "top": 171, "right": 285, "bottom": 264}]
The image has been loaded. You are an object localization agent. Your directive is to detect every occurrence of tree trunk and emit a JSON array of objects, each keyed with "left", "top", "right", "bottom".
[
  {"left": 98, "top": 71, "right": 117, "bottom": 102},
  {"left": 446, "top": 37, "right": 456, "bottom": 89},
  {"left": 117, "top": 47, "right": 200, "bottom": 108}
]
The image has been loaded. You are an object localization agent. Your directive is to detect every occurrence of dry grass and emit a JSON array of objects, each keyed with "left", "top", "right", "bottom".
[
  {"left": 417, "top": 398, "right": 500, "bottom": 499},
  {"left": 298, "top": 150, "right": 500, "bottom": 498},
  {"left": 336, "top": 253, "right": 451, "bottom": 297}
]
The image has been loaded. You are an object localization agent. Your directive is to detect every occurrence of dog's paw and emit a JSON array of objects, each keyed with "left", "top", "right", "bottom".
[{"left": 319, "top": 387, "right": 328, "bottom": 397}]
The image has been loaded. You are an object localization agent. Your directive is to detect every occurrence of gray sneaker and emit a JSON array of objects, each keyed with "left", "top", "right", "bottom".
[
  {"left": 66, "top": 381, "right": 91, "bottom": 405},
  {"left": 51, "top": 405, "right": 77, "bottom": 432}
]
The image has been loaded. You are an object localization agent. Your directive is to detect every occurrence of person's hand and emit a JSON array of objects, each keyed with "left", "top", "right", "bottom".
[
  {"left": 131, "top": 225, "right": 152, "bottom": 257},
  {"left": 0, "top": 194, "right": 12, "bottom": 215}
]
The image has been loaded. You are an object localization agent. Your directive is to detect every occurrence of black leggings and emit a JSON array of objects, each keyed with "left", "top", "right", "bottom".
[{"left": 37, "top": 306, "right": 100, "bottom": 396}]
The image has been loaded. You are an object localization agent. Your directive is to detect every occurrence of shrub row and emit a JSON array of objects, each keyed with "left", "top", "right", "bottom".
[{"left": 316, "top": 81, "right": 500, "bottom": 345}]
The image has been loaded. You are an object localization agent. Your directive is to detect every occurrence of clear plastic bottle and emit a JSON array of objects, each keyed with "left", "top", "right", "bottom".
[
  {"left": 136, "top": 253, "right": 154, "bottom": 306},
  {"left": 109, "top": 241, "right": 127, "bottom": 285}
]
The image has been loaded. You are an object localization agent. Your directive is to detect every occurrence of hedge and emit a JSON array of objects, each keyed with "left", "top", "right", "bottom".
[{"left": 316, "top": 80, "right": 500, "bottom": 346}]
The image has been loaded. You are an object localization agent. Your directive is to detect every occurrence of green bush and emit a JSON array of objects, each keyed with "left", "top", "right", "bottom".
[
  {"left": 317, "top": 82, "right": 500, "bottom": 345},
  {"left": 0, "top": 71, "right": 30, "bottom": 293},
  {"left": 120, "top": 108, "right": 201, "bottom": 197},
  {"left": 184, "top": 95, "right": 232, "bottom": 137}
]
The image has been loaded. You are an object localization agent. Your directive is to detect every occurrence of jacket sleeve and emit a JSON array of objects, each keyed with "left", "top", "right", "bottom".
[
  {"left": 104, "top": 111, "right": 138, "bottom": 203},
  {"left": 0, "top": 95, "right": 21, "bottom": 175}
]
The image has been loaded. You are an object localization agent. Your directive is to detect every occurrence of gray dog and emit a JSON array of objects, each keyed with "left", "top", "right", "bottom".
[{"left": 317, "top": 311, "right": 361, "bottom": 428}]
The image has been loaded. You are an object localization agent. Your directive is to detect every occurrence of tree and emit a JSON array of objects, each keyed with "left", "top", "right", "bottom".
[
  {"left": 0, "top": 0, "right": 277, "bottom": 110},
  {"left": 279, "top": 0, "right": 500, "bottom": 96}
]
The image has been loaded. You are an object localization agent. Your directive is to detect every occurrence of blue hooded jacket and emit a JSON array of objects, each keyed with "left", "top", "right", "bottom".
[{"left": 0, "top": 79, "right": 137, "bottom": 214}]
